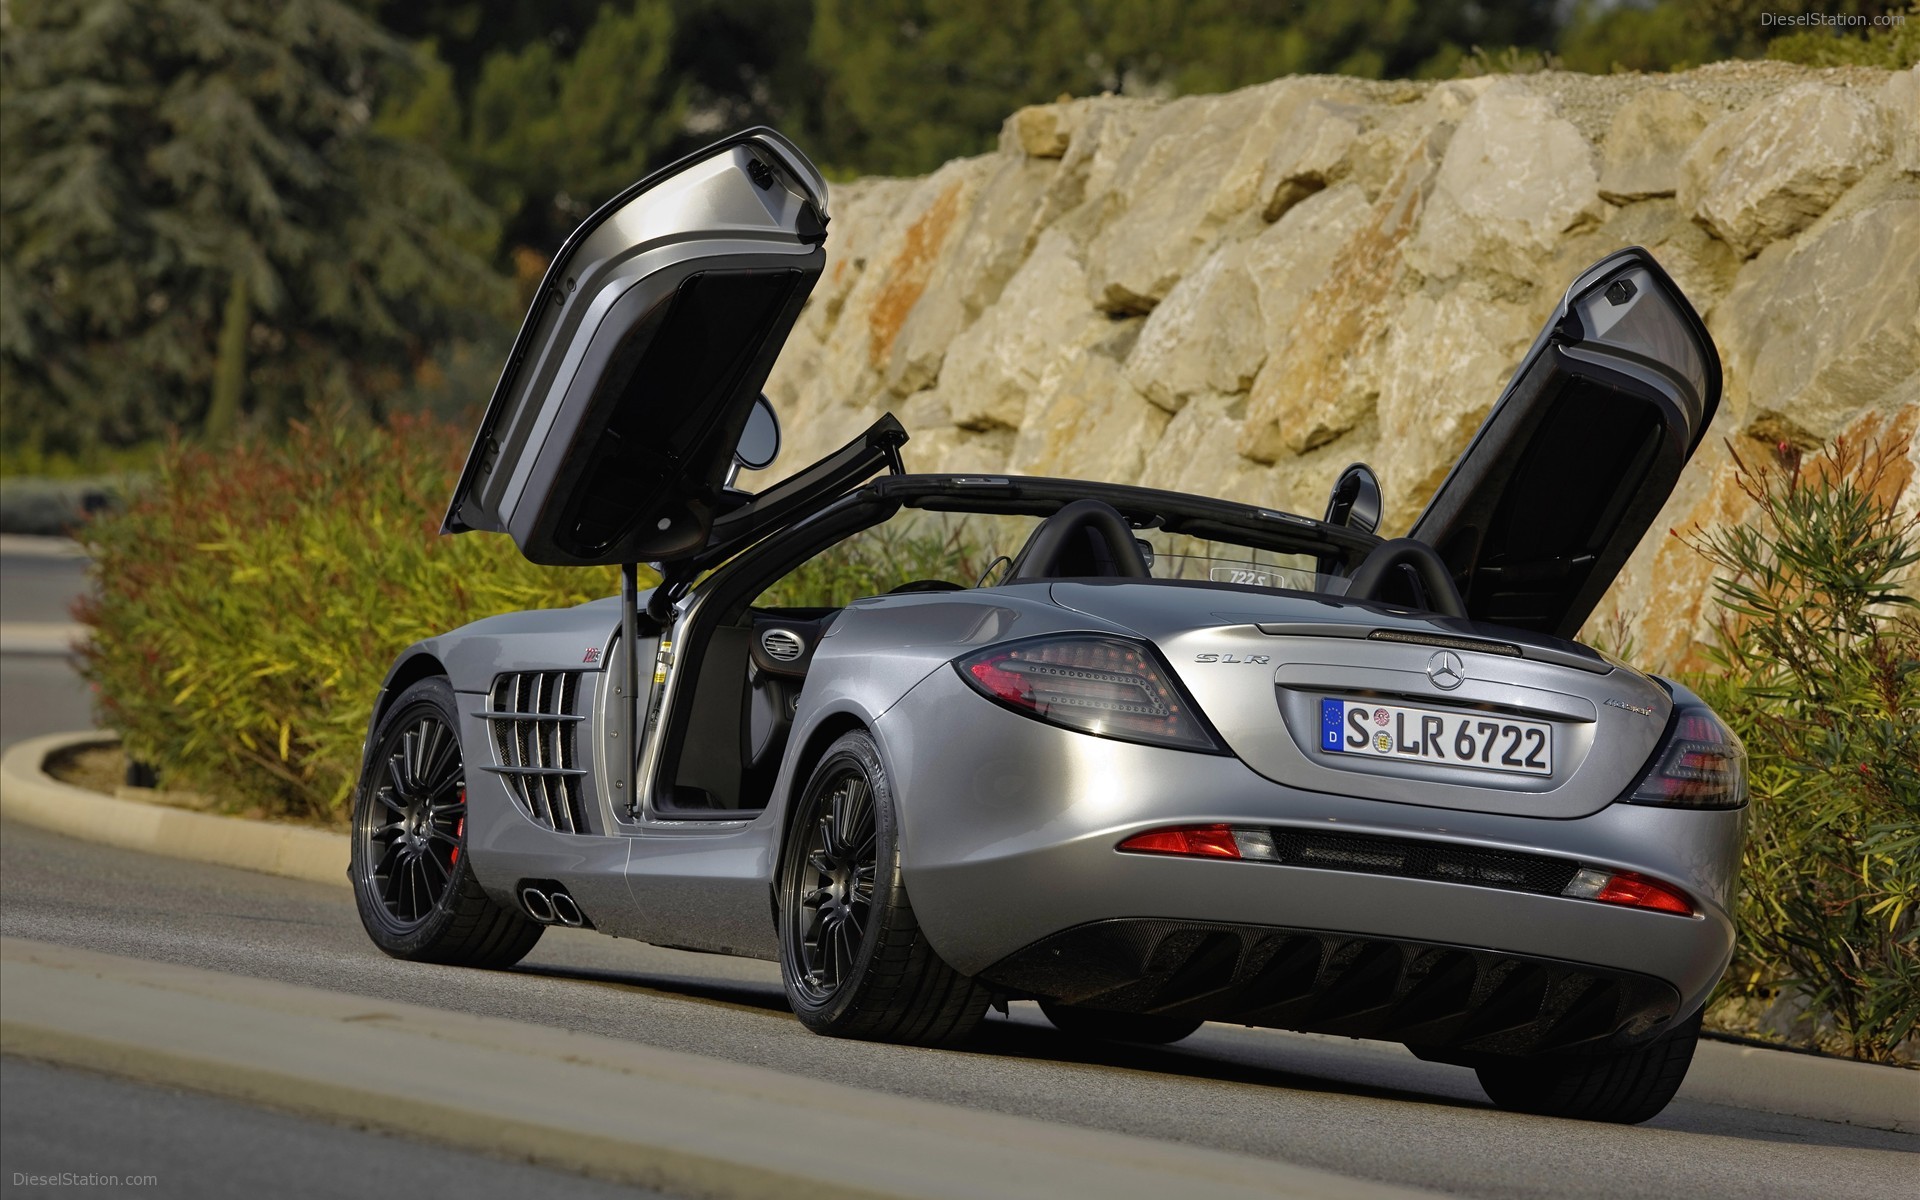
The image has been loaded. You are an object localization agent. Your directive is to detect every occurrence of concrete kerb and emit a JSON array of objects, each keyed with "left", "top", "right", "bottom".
[
  {"left": 0, "top": 937, "right": 1431, "bottom": 1200},
  {"left": 0, "top": 731, "right": 348, "bottom": 889},
  {"left": 4, "top": 730, "right": 1916, "bottom": 1136}
]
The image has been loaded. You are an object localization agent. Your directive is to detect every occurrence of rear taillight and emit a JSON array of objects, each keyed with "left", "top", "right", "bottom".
[
  {"left": 1625, "top": 698, "right": 1746, "bottom": 810},
  {"left": 1562, "top": 867, "right": 1694, "bottom": 916},
  {"left": 1117, "top": 825, "right": 1244, "bottom": 858},
  {"left": 956, "top": 636, "right": 1221, "bottom": 752}
]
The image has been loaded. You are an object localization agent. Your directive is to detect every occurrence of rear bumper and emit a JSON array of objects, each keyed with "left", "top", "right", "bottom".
[
  {"left": 980, "top": 918, "right": 1680, "bottom": 1057},
  {"left": 878, "top": 668, "right": 1742, "bottom": 1035}
]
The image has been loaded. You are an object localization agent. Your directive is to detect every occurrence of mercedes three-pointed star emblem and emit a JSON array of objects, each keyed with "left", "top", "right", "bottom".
[{"left": 1426, "top": 650, "right": 1466, "bottom": 690}]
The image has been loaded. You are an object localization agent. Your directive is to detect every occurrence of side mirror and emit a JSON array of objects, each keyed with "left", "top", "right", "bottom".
[
  {"left": 1323, "top": 463, "right": 1382, "bottom": 535},
  {"left": 726, "top": 395, "right": 782, "bottom": 489}
]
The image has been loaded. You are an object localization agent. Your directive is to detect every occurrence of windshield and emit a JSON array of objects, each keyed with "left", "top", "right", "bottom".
[{"left": 1135, "top": 532, "right": 1320, "bottom": 592}]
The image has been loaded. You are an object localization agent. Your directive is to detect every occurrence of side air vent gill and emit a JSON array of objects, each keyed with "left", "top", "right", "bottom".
[{"left": 481, "top": 671, "right": 589, "bottom": 833}]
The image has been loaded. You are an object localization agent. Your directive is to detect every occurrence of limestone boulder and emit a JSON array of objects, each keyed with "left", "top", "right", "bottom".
[
  {"left": 1086, "top": 83, "right": 1303, "bottom": 313},
  {"left": 1371, "top": 288, "right": 1535, "bottom": 534},
  {"left": 1599, "top": 89, "right": 1711, "bottom": 202},
  {"left": 1240, "top": 131, "right": 1446, "bottom": 463},
  {"left": 1007, "top": 352, "right": 1170, "bottom": 484},
  {"left": 756, "top": 63, "right": 1920, "bottom": 674},
  {"left": 1259, "top": 100, "right": 1363, "bottom": 220},
  {"left": 1343, "top": 79, "right": 1471, "bottom": 201},
  {"left": 1881, "top": 65, "right": 1920, "bottom": 177},
  {"left": 1122, "top": 248, "right": 1265, "bottom": 414},
  {"left": 884, "top": 155, "right": 1057, "bottom": 398},
  {"left": 1406, "top": 80, "right": 1606, "bottom": 284},
  {"left": 1244, "top": 183, "right": 1373, "bottom": 356},
  {"left": 1001, "top": 102, "right": 1078, "bottom": 158},
  {"left": 867, "top": 158, "right": 995, "bottom": 397},
  {"left": 939, "top": 230, "right": 1111, "bottom": 431},
  {"left": 1136, "top": 397, "right": 1290, "bottom": 512},
  {"left": 1678, "top": 82, "right": 1889, "bottom": 259},
  {"left": 1039, "top": 100, "right": 1151, "bottom": 237},
  {"left": 1716, "top": 195, "right": 1920, "bottom": 442}
]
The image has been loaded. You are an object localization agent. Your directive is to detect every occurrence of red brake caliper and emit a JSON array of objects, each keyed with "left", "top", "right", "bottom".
[{"left": 451, "top": 788, "right": 466, "bottom": 864}]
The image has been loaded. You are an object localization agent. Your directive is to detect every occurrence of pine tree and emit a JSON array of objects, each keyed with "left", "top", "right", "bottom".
[{"left": 0, "top": 0, "right": 507, "bottom": 453}]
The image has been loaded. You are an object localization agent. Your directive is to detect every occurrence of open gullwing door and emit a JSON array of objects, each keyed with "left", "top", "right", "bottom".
[
  {"left": 1409, "top": 247, "right": 1722, "bottom": 640},
  {"left": 443, "top": 128, "right": 897, "bottom": 568}
]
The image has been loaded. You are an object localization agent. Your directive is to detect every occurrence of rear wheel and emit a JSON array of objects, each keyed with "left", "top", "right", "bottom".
[
  {"left": 1474, "top": 1007, "right": 1702, "bottom": 1123},
  {"left": 1040, "top": 1002, "right": 1203, "bottom": 1045},
  {"left": 777, "top": 731, "right": 988, "bottom": 1045},
  {"left": 350, "top": 676, "right": 543, "bottom": 968}
]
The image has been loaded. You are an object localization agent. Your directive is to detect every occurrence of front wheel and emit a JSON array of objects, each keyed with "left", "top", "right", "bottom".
[
  {"left": 777, "top": 730, "right": 988, "bottom": 1045},
  {"left": 350, "top": 676, "right": 543, "bottom": 968},
  {"left": 1475, "top": 1007, "right": 1703, "bottom": 1123}
]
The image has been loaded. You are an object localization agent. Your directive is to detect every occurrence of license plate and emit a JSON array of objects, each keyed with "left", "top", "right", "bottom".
[{"left": 1318, "top": 699, "right": 1553, "bottom": 776}]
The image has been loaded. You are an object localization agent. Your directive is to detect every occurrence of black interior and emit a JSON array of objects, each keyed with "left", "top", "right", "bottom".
[
  {"left": 554, "top": 268, "right": 811, "bottom": 562},
  {"left": 1412, "top": 343, "right": 1699, "bottom": 640},
  {"left": 665, "top": 607, "right": 838, "bottom": 814},
  {"left": 1345, "top": 538, "right": 1469, "bottom": 618},
  {"left": 647, "top": 479, "right": 1380, "bottom": 821},
  {"left": 1004, "top": 499, "right": 1151, "bottom": 583}
]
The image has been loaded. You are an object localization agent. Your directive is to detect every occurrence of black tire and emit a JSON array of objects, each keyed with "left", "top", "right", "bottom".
[
  {"left": 350, "top": 676, "right": 543, "bottom": 968},
  {"left": 1475, "top": 1007, "right": 1703, "bottom": 1123},
  {"left": 777, "top": 730, "right": 989, "bottom": 1045},
  {"left": 1039, "top": 1001, "right": 1203, "bottom": 1045}
]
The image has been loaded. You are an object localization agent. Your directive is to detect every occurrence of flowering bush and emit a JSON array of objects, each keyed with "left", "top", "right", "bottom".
[
  {"left": 1688, "top": 434, "right": 1919, "bottom": 1062},
  {"left": 76, "top": 416, "right": 624, "bottom": 823}
]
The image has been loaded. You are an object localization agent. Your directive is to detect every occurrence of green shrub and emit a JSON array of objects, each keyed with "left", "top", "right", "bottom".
[
  {"left": 77, "top": 418, "right": 983, "bottom": 826},
  {"left": 754, "top": 515, "right": 990, "bottom": 608},
  {"left": 77, "top": 416, "right": 626, "bottom": 824},
  {"left": 1686, "top": 435, "right": 1919, "bottom": 1062}
]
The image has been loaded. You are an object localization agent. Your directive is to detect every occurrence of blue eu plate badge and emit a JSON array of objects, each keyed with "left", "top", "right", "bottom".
[{"left": 1321, "top": 698, "right": 1345, "bottom": 752}]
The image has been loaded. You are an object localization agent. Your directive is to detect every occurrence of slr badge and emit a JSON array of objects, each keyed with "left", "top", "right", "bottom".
[{"left": 1426, "top": 650, "right": 1466, "bottom": 690}]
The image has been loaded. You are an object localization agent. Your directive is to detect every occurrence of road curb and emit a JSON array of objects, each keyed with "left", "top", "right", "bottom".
[
  {"left": 0, "top": 937, "right": 1426, "bottom": 1200},
  {"left": 1680, "top": 1040, "right": 1918, "bottom": 1134},
  {"left": 0, "top": 731, "right": 348, "bottom": 889},
  {"left": 4, "top": 733, "right": 1915, "bottom": 1136}
]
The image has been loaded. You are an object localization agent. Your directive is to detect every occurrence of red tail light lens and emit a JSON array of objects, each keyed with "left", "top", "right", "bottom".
[
  {"left": 1626, "top": 699, "right": 1747, "bottom": 810},
  {"left": 1117, "top": 824, "right": 1242, "bottom": 858},
  {"left": 1563, "top": 866, "right": 1694, "bottom": 916},
  {"left": 956, "top": 636, "right": 1221, "bottom": 752}
]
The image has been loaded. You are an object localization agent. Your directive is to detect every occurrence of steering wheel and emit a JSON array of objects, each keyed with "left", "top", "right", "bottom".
[{"left": 1344, "top": 538, "right": 1469, "bottom": 618}]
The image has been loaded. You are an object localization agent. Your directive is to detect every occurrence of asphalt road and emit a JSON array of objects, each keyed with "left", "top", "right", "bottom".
[
  {"left": 0, "top": 1056, "right": 668, "bottom": 1200},
  {"left": 1, "top": 820, "right": 1911, "bottom": 1200}
]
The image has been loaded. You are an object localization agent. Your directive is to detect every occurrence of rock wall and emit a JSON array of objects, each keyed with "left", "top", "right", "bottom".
[{"left": 758, "top": 61, "right": 1920, "bottom": 668}]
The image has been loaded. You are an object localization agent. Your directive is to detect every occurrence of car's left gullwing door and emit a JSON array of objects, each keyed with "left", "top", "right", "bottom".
[
  {"left": 1408, "top": 247, "right": 1722, "bottom": 640},
  {"left": 443, "top": 128, "right": 842, "bottom": 567}
]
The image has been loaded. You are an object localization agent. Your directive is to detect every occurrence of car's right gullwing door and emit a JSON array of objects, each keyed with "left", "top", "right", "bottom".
[{"left": 1409, "top": 247, "right": 1722, "bottom": 640}]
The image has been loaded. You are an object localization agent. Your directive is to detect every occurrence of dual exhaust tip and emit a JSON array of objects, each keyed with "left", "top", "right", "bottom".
[{"left": 520, "top": 884, "right": 587, "bottom": 927}]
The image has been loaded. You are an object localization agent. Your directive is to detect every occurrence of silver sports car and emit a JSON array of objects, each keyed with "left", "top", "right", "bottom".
[{"left": 350, "top": 128, "right": 1746, "bottom": 1124}]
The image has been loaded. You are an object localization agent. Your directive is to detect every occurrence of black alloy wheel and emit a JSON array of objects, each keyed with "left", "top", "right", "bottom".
[
  {"left": 349, "top": 676, "right": 542, "bottom": 967},
  {"left": 777, "top": 730, "right": 988, "bottom": 1045},
  {"left": 788, "top": 762, "right": 879, "bottom": 1001},
  {"left": 360, "top": 708, "right": 464, "bottom": 928}
]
